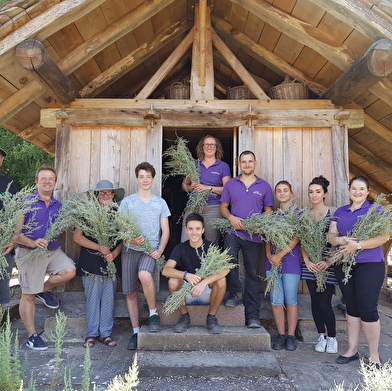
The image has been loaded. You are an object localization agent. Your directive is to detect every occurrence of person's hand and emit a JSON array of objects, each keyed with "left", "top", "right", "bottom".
[
  {"left": 1, "top": 243, "right": 14, "bottom": 256},
  {"left": 228, "top": 215, "right": 244, "bottom": 230},
  {"left": 315, "top": 260, "right": 331, "bottom": 272},
  {"left": 194, "top": 183, "right": 210, "bottom": 193},
  {"left": 339, "top": 237, "right": 359, "bottom": 255},
  {"left": 149, "top": 250, "right": 162, "bottom": 260},
  {"left": 305, "top": 260, "right": 319, "bottom": 273},
  {"left": 33, "top": 238, "right": 48, "bottom": 249},
  {"left": 99, "top": 245, "right": 110, "bottom": 255},
  {"left": 190, "top": 280, "right": 207, "bottom": 297},
  {"left": 105, "top": 252, "right": 115, "bottom": 262},
  {"left": 128, "top": 235, "right": 145, "bottom": 246},
  {"left": 186, "top": 273, "right": 202, "bottom": 286},
  {"left": 268, "top": 254, "right": 282, "bottom": 266}
]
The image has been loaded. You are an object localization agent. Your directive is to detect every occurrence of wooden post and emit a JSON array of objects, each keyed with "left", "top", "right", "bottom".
[
  {"left": 321, "top": 39, "right": 392, "bottom": 105},
  {"left": 199, "top": 0, "right": 207, "bottom": 86},
  {"left": 16, "top": 40, "right": 76, "bottom": 104}
]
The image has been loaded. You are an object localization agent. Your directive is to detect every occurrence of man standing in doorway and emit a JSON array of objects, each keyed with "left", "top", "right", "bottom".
[
  {"left": 119, "top": 162, "right": 170, "bottom": 350},
  {"left": 220, "top": 151, "right": 274, "bottom": 328}
]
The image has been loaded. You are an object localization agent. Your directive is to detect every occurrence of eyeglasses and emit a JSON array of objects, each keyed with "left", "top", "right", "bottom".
[
  {"left": 99, "top": 191, "right": 114, "bottom": 196},
  {"left": 203, "top": 143, "right": 216, "bottom": 147},
  {"left": 37, "top": 177, "right": 56, "bottom": 182}
]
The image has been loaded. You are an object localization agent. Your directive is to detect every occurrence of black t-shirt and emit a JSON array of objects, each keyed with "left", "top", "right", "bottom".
[{"left": 169, "top": 239, "right": 212, "bottom": 273}]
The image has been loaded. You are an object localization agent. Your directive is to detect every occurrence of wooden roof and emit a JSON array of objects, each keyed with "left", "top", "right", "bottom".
[{"left": 0, "top": 0, "right": 392, "bottom": 194}]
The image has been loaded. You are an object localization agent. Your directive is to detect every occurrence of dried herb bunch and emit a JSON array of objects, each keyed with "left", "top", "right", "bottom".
[
  {"left": 163, "top": 244, "right": 236, "bottom": 314},
  {"left": 0, "top": 185, "right": 37, "bottom": 278},
  {"left": 298, "top": 207, "right": 332, "bottom": 292},
  {"left": 331, "top": 194, "right": 392, "bottom": 284},
  {"left": 163, "top": 135, "right": 211, "bottom": 215},
  {"left": 116, "top": 210, "right": 166, "bottom": 271}
]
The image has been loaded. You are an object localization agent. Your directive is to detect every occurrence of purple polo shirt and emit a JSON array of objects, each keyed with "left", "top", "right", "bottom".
[
  {"left": 19, "top": 191, "right": 62, "bottom": 250},
  {"left": 221, "top": 175, "right": 274, "bottom": 242},
  {"left": 332, "top": 200, "right": 384, "bottom": 263},
  {"left": 199, "top": 160, "right": 231, "bottom": 205},
  {"left": 265, "top": 244, "right": 301, "bottom": 274}
]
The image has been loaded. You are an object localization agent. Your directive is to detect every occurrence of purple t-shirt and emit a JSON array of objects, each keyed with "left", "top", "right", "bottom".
[
  {"left": 332, "top": 200, "right": 384, "bottom": 263},
  {"left": 220, "top": 175, "right": 274, "bottom": 242},
  {"left": 19, "top": 191, "right": 61, "bottom": 250},
  {"left": 265, "top": 244, "right": 301, "bottom": 274},
  {"left": 199, "top": 160, "right": 231, "bottom": 205}
]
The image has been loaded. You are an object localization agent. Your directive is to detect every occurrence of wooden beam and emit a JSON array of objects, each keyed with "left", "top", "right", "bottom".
[
  {"left": 211, "top": 30, "right": 270, "bottom": 100},
  {"left": 135, "top": 29, "right": 194, "bottom": 99},
  {"left": 57, "top": 0, "right": 177, "bottom": 75},
  {"left": 79, "top": 16, "right": 192, "bottom": 98},
  {"left": 211, "top": 15, "right": 327, "bottom": 96},
  {"left": 0, "top": 0, "right": 107, "bottom": 68},
  {"left": 364, "top": 113, "right": 392, "bottom": 151},
  {"left": 199, "top": 0, "right": 207, "bottom": 86},
  {"left": 191, "top": 6, "right": 214, "bottom": 100},
  {"left": 349, "top": 137, "right": 392, "bottom": 178},
  {"left": 16, "top": 121, "right": 46, "bottom": 141},
  {"left": 0, "top": 80, "right": 43, "bottom": 125},
  {"left": 321, "top": 39, "right": 392, "bottom": 105},
  {"left": 16, "top": 40, "right": 76, "bottom": 104}
]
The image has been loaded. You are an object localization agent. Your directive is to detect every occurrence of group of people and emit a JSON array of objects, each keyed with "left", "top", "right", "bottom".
[{"left": 0, "top": 135, "right": 388, "bottom": 367}]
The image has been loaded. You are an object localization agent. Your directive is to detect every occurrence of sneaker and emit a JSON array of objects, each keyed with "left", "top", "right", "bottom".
[
  {"left": 26, "top": 333, "right": 48, "bottom": 351},
  {"left": 148, "top": 314, "right": 160, "bottom": 332},
  {"left": 315, "top": 335, "right": 327, "bottom": 352},
  {"left": 174, "top": 313, "right": 190, "bottom": 333},
  {"left": 272, "top": 334, "right": 286, "bottom": 350},
  {"left": 326, "top": 336, "right": 338, "bottom": 354},
  {"left": 225, "top": 292, "right": 241, "bottom": 307},
  {"left": 127, "top": 333, "right": 138, "bottom": 350},
  {"left": 206, "top": 314, "right": 223, "bottom": 334},
  {"left": 285, "top": 335, "right": 297, "bottom": 351},
  {"left": 36, "top": 291, "right": 59, "bottom": 309},
  {"left": 247, "top": 318, "right": 261, "bottom": 328}
]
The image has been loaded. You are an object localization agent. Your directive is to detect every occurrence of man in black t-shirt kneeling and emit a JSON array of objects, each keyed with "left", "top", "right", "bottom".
[{"left": 162, "top": 213, "right": 229, "bottom": 334}]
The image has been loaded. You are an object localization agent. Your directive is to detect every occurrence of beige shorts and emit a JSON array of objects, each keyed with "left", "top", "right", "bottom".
[{"left": 15, "top": 247, "right": 75, "bottom": 294}]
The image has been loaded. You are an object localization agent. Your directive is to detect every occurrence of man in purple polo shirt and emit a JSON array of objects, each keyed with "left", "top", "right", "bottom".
[
  {"left": 14, "top": 165, "right": 76, "bottom": 350},
  {"left": 220, "top": 151, "right": 274, "bottom": 328}
]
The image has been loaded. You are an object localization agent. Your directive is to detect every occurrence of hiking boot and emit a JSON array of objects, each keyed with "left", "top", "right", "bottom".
[
  {"left": 285, "top": 335, "right": 297, "bottom": 351},
  {"left": 36, "top": 291, "right": 59, "bottom": 309},
  {"left": 272, "top": 334, "right": 286, "bottom": 350},
  {"left": 127, "top": 333, "right": 138, "bottom": 350},
  {"left": 225, "top": 292, "right": 241, "bottom": 307},
  {"left": 148, "top": 314, "right": 160, "bottom": 332},
  {"left": 206, "top": 314, "right": 223, "bottom": 334},
  {"left": 326, "top": 337, "right": 338, "bottom": 354},
  {"left": 26, "top": 333, "right": 48, "bottom": 351},
  {"left": 247, "top": 318, "right": 261, "bottom": 328},
  {"left": 174, "top": 313, "right": 190, "bottom": 333},
  {"left": 315, "top": 335, "right": 327, "bottom": 352}
]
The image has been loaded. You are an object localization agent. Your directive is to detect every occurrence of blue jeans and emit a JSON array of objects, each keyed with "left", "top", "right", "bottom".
[
  {"left": 0, "top": 253, "right": 13, "bottom": 304},
  {"left": 224, "top": 233, "right": 263, "bottom": 320},
  {"left": 266, "top": 271, "right": 300, "bottom": 306}
]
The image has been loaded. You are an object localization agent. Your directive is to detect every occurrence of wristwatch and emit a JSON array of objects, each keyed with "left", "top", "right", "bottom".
[{"left": 356, "top": 242, "right": 362, "bottom": 250}]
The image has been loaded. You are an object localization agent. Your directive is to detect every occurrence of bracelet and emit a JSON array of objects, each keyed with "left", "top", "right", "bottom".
[
  {"left": 183, "top": 271, "right": 188, "bottom": 280},
  {"left": 210, "top": 186, "right": 213, "bottom": 192}
]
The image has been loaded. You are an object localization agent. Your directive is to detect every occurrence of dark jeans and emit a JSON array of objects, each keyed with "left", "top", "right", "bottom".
[
  {"left": 224, "top": 233, "right": 263, "bottom": 320},
  {"left": 306, "top": 279, "right": 336, "bottom": 337},
  {"left": 0, "top": 253, "right": 13, "bottom": 304}
]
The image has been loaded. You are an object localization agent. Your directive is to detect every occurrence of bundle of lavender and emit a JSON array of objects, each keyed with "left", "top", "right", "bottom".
[
  {"left": 163, "top": 135, "right": 210, "bottom": 215},
  {"left": 0, "top": 186, "right": 37, "bottom": 278},
  {"left": 298, "top": 208, "right": 331, "bottom": 292},
  {"left": 163, "top": 244, "right": 236, "bottom": 314},
  {"left": 116, "top": 210, "right": 166, "bottom": 271},
  {"left": 331, "top": 194, "right": 392, "bottom": 284}
]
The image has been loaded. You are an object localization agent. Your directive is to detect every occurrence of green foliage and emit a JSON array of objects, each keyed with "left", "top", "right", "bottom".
[
  {"left": 106, "top": 356, "right": 139, "bottom": 391},
  {"left": 0, "top": 128, "right": 54, "bottom": 189},
  {"left": 81, "top": 344, "right": 91, "bottom": 391}
]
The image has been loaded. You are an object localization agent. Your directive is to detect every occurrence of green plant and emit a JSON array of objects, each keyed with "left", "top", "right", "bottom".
[{"left": 106, "top": 355, "right": 139, "bottom": 391}]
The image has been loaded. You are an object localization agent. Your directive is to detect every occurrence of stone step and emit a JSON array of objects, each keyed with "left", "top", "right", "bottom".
[
  {"left": 137, "top": 350, "right": 281, "bottom": 378},
  {"left": 138, "top": 325, "right": 271, "bottom": 351}
]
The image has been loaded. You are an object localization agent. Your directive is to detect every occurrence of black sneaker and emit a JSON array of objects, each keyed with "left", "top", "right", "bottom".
[
  {"left": 247, "top": 318, "right": 261, "bottom": 328},
  {"left": 148, "top": 314, "right": 160, "bottom": 332},
  {"left": 285, "top": 335, "right": 297, "bottom": 351},
  {"left": 225, "top": 292, "right": 241, "bottom": 307},
  {"left": 272, "top": 334, "right": 286, "bottom": 350},
  {"left": 26, "top": 333, "right": 48, "bottom": 351},
  {"left": 36, "top": 291, "right": 59, "bottom": 309},
  {"left": 174, "top": 313, "right": 190, "bottom": 333},
  {"left": 206, "top": 314, "right": 223, "bottom": 334},
  {"left": 127, "top": 333, "right": 138, "bottom": 350}
]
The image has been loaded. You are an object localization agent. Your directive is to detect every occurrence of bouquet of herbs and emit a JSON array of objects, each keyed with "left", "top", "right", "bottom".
[
  {"left": 116, "top": 210, "right": 166, "bottom": 271},
  {"left": 163, "top": 244, "right": 236, "bottom": 314},
  {"left": 163, "top": 135, "right": 211, "bottom": 216},
  {"left": 298, "top": 208, "right": 332, "bottom": 292},
  {"left": 331, "top": 194, "right": 392, "bottom": 284},
  {"left": 0, "top": 185, "right": 37, "bottom": 278}
]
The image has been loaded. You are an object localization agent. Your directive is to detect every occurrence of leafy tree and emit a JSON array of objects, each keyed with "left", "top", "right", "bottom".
[{"left": 0, "top": 128, "right": 54, "bottom": 189}]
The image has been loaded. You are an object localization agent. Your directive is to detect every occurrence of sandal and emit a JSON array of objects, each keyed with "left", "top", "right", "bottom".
[
  {"left": 83, "top": 337, "right": 97, "bottom": 348},
  {"left": 98, "top": 336, "right": 117, "bottom": 347}
]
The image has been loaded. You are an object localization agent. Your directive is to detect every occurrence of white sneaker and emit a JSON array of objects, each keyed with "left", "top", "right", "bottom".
[
  {"left": 326, "top": 337, "right": 338, "bottom": 353},
  {"left": 315, "top": 335, "right": 327, "bottom": 352}
]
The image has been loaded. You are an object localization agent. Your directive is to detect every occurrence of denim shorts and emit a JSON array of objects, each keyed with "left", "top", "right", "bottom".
[{"left": 266, "top": 271, "right": 300, "bottom": 306}]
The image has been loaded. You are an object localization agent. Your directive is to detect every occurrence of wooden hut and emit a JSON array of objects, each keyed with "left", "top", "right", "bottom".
[{"left": 0, "top": 0, "right": 391, "bottom": 291}]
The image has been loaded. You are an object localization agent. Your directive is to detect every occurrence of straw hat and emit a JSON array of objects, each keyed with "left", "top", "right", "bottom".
[{"left": 92, "top": 180, "right": 125, "bottom": 202}]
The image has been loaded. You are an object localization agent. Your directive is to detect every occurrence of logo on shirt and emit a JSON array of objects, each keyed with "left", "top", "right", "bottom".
[
  {"left": 211, "top": 171, "right": 220, "bottom": 176},
  {"left": 253, "top": 191, "right": 263, "bottom": 196}
]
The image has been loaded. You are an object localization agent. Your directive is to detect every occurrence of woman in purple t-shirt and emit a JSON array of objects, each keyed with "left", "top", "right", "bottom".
[
  {"left": 266, "top": 181, "right": 301, "bottom": 352},
  {"left": 328, "top": 176, "right": 389, "bottom": 366},
  {"left": 181, "top": 135, "right": 231, "bottom": 245}
]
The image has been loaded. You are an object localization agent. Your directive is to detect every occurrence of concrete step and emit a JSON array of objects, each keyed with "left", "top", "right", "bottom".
[
  {"left": 138, "top": 325, "right": 271, "bottom": 351},
  {"left": 137, "top": 350, "right": 281, "bottom": 378}
]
